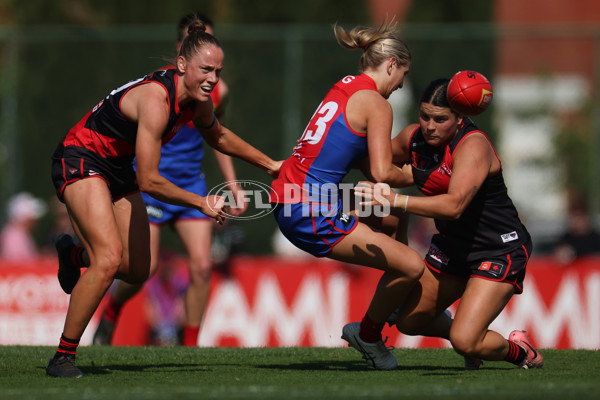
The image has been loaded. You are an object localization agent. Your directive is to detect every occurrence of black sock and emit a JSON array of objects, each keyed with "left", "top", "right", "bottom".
[
  {"left": 505, "top": 340, "right": 527, "bottom": 365},
  {"left": 55, "top": 334, "right": 79, "bottom": 358}
]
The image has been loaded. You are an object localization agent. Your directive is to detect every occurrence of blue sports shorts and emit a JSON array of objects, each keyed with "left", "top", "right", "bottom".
[
  {"left": 272, "top": 202, "right": 357, "bottom": 257},
  {"left": 143, "top": 178, "right": 209, "bottom": 224}
]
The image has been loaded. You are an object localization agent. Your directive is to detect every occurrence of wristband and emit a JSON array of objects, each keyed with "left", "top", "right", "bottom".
[{"left": 403, "top": 195, "right": 409, "bottom": 212}]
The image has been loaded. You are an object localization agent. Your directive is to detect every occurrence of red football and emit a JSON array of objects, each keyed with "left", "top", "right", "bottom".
[{"left": 447, "top": 70, "right": 493, "bottom": 116}]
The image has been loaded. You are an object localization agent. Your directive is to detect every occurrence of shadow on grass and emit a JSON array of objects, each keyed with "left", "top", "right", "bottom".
[
  {"left": 255, "top": 360, "right": 507, "bottom": 373},
  {"left": 39, "top": 360, "right": 507, "bottom": 377},
  {"left": 74, "top": 362, "right": 219, "bottom": 376}
]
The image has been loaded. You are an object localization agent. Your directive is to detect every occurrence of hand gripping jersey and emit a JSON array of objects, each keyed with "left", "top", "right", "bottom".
[
  {"left": 270, "top": 74, "right": 373, "bottom": 204},
  {"left": 61, "top": 68, "right": 196, "bottom": 168},
  {"left": 409, "top": 118, "right": 531, "bottom": 261}
]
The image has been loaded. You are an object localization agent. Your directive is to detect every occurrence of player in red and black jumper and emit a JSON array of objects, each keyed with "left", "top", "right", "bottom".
[
  {"left": 48, "top": 20, "right": 279, "bottom": 378},
  {"left": 92, "top": 12, "right": 246, "bottom": 349},
  {"left": 355, "top": 78, "right": 544, "bottom": 370}
]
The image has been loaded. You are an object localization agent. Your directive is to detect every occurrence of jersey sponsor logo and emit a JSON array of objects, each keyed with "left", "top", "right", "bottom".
[
  {"left": 438, "top": 162, "right": 452, "bottom": 176},
  {"left": 477, "top": 261, "right": 506, "bottom": 277},
  {"left": 146, "top": 204, "right": 163, "bottom": 220},
  {"left": 479, "top": 262, "right": 492, "bottom": 271},
  {"left": 501, "top": 231, "right": 519, "bottom": 243},
  {"left": 427, "top": 244, "right": 449, "bottom": 266}
]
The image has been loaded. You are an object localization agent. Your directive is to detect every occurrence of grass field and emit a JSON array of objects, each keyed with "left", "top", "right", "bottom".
[{"left": 1, "top": 346, "right": 598, "bottom": 400}]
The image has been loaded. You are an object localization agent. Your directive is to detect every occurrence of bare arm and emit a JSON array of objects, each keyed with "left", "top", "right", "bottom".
[
  {"left": 406, "top": 133, "right": 495, "bottom": 219},
  {"left": 391, "top": 123, "right": 418, "bottom": 165},
  {"left": 356, "top": 133, "right": 497, "bottom": 220},
  {"left": 123, "top": 83, "right": 225, "bottom": 222},
  {"left": 193, "top": 101, "right": 281, "bottom": 177},
  {"left": 347, "top": 90, "right": 411, "bottom": 187}
]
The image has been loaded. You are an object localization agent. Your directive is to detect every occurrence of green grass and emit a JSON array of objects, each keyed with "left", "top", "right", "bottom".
[{"left": 1, "top": 346, "right": 598, "bottom": 400}]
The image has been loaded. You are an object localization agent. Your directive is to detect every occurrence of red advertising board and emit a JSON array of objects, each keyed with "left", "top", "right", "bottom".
[{"left": 0, "top": 255, "right": 598, "bottom": 349}]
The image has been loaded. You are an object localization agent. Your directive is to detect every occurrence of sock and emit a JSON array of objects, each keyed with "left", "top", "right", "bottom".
[
  {"left": 359, "top": 313, "right": 384, "bottom": 343},
  {"left": 182, "top": 325, "right": 200, "bottom": 347},
  {"left": 505, "top": 340, "right": 527, "bottom": 365},
  {"left": 103, "top": 294, "right": 123, "bottom": 323},
  {"left": 55, "top": 334, "right": 79, "bottom": 358},
  {"left": 70, "top": 245, "right": 86, "bottom": 268}
]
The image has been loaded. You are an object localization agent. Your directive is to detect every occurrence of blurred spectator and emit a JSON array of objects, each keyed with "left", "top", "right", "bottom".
[
  {"left": 48, "top": 197, "right": 75, "bottom": 242},
  {"left": 39, "top": 197, "right": 77, "bottom": 256},
  {"left": 553, "top": 201, "right": 600, "bottom": 264},
  {"left": 0, "top": 192, "right": 47, "bottom": 260}
]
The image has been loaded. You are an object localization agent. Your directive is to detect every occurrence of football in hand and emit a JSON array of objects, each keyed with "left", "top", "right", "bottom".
[{"left": 447, "top": 70, "right": 493, "bottom": 116}]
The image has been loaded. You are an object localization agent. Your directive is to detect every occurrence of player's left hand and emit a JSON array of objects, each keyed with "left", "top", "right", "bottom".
[
  {"left": 202, "top": 195, "right": 227, "bottom": 224},
  {"left": 354, "top": 181, "right": 395, "bottom": 208}
]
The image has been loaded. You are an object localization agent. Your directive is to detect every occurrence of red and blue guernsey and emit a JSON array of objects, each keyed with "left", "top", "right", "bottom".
[
  {"left": 270, "top": 74, "right": 376, "bottom": 257},
  {"left": 271, "top": 74, "right": 374, "bottom": 205}
]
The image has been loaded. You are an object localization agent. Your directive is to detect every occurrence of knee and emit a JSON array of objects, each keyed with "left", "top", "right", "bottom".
[
  {"left": 449, "top": 329, "right": 479, "bottom": 357},
  {"left": 188, "top": 258, "right": 213, "bottom": 283},
  {"left": 389, "top": 251, "right": 424, "bottom": 282},
  {"left": 396, "top": 312, "right": 432, "bottom": 336},
  {"left": 92, "top": 245, "right": 123, "bottom": 279},
  {"left": 404, "top": 255, "right": 425, "bottom": 283}
]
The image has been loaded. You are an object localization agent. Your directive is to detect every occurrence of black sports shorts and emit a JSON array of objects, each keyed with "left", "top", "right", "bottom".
[
  {"left": 51, "top": 144, "right": 139, "bottom": 202},
  {"left": 425, "top": 237, "right": 533, "bottom": 294}
]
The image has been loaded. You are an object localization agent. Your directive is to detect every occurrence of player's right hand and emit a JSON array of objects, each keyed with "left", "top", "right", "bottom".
[{"left": 267, "top": 160, "right": 283, "bottom": 178}]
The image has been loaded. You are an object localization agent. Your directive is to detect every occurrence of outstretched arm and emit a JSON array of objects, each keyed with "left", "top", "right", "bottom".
[
  {"left": 193, "top": 101, "right": 281, "bottom": 178},
  {"left": 212, "top": 149, "right": 248, "bottom": 216}
]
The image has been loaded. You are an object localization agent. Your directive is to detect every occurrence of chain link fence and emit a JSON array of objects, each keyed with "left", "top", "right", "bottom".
[{"left": 1, "top": 23, "right": 598, "bottom": 254}]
